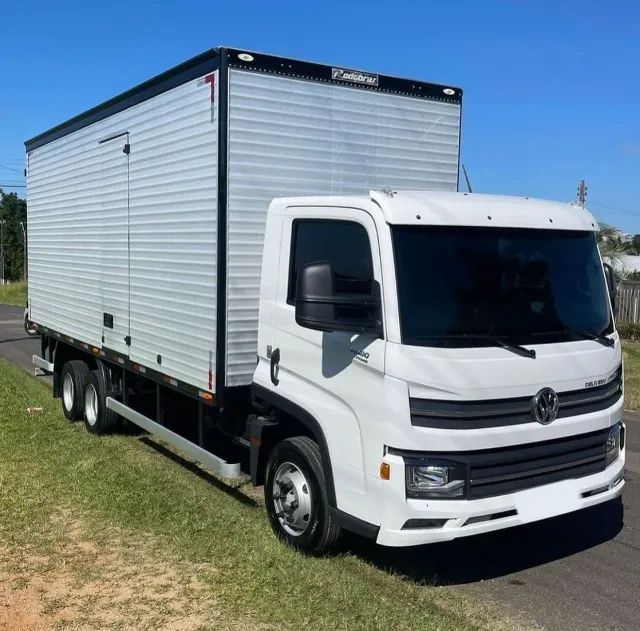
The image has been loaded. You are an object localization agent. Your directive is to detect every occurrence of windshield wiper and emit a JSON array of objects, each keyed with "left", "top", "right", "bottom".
[
  {"left": 416, "top": 334, "right": 536, "bottom": 359},
  {"left": 571, "top": 329, "right": 615, "bottom": 347},
  {"left": 532, "top": 328, "right": 615, "bottom": 347},
  {"left": 478, "top": 335, "right": 536, "bottom": 359}
]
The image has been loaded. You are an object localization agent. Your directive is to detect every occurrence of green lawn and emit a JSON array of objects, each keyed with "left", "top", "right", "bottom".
[
  {"left": 622, "top": 339, "right": 640, "bottom": 411},
  {"left": 0, "top": 357, "right": 515, "bottom": 630},
  {"left": 0, "top": 280, "right": 26, "bottom": 306}
]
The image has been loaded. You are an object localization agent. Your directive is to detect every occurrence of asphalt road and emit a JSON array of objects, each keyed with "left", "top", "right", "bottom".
[
  {"left": 0, "top": 303, "right": 41, "bottom": 374},
  {"left": 1, "top": 302, "right": 638, "bottom": 631}
]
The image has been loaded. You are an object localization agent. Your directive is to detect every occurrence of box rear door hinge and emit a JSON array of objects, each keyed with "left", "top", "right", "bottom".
[
  {"left": 124, "top": 335, "right": 131, "bottom": 346},
  {"left": 123, "top": 143, "right": 131, "bottom": 155}
]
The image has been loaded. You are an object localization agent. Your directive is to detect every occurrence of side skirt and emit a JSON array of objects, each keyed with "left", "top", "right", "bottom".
[{"left": 106, "top": 397, "right": 242, "bottom": 478}]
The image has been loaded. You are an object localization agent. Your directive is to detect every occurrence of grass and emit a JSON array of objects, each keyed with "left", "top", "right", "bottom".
[
  {"left": 622, "top": 339, "right": 640, "bottom": 411},
  {"left": 0, "top": 357, "right": 516, "bottom": 631},
  {"left": 0, "top": 279, "right": 26, "bottom": 306}
]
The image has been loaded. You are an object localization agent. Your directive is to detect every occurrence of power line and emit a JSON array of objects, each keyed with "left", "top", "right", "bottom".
[
  {"left": 588, "top": 200, "right": 640, "bottom": 219},
  {"left": 0, "top": 164, "right": 23, "bottom": 174},
  {"left": 0, "top": 184, "right": 26, "bottom": 188},
  {"left": 461, "top": 163, "right": 473, "bottom": 193}
]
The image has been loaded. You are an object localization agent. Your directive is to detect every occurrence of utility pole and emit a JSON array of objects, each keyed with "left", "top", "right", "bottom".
[
  {"left": 0, "top": 220, "right": 4, "bottom": 285},
  {"left": 577, "top": 179, "right": 587, "bottom": 208}
]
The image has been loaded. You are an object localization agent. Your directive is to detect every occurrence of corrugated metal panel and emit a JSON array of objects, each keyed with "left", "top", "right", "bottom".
[
  {"left": 225, "top": 69, "right": 461, "bottom": 386},
  {"left": 127, "top": 73, "right": 218, "bottom": 391},
  {"left": 27, "top": 73, "right": 218, "bottom": 392},
  {"left": 99, "top": 133, "right": 130, "bottom": 355}
]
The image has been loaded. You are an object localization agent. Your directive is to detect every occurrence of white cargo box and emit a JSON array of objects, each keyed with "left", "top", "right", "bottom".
[{"left": 26, "top": 47, "right": 462, "bottom": 401}]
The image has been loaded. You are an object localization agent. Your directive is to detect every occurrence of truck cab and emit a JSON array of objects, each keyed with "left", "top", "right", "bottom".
[{"left": 253, "top": 190, "right": 624, "bottom": 550}]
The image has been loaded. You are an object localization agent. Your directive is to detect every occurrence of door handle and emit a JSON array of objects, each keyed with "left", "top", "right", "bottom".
[{"left": 270, "top": 347, "right": 280, "bottom": 386}]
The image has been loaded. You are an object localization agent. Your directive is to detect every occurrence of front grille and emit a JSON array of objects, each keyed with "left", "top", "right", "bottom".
[
  {"left": 467, "top": 428, "right": 609, "bottom": 498},
  {"left": 410, "top": 365, "right": 622, "bottom": 429},
  {"left": 393, "top": 427, "right": 612, "bottom": 500}
]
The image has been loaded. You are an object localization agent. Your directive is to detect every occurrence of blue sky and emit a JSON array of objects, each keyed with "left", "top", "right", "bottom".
[{"left": 1, "top": 1, "right": 639, "bottom": 231}]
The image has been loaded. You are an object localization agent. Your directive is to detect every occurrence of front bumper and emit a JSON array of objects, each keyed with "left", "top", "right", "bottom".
[{"left": 376, "top": 449, "right": 625, "bottom": 547}]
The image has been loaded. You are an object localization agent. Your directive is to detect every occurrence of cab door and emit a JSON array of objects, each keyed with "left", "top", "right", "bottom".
[{"left": 270, "top": 206, "right": 386, "bottom": 509}]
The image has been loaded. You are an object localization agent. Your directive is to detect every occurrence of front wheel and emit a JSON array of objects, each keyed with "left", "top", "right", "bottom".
[{"left": 264, "top": 436, "right": 341, "bottom": 555}]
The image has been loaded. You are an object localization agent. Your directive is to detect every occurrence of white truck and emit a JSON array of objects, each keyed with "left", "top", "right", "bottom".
[{"left": 26, "top": 47, "right": 624, "bottom": 553}]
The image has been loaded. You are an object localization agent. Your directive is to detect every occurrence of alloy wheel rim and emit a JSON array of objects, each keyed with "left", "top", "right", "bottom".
[
  {"left": 272, "top": 461, "right": 312, "bottom": 536},
  {"left": 85, "top": 384, "right": 99, "bottom": 426},
  {"left": 62, "top": 373, "right": 74, "bottom": 411}
]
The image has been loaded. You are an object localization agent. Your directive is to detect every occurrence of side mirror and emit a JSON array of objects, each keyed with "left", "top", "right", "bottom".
[
  {"left": 603, "top": 262, "right": 617, "bottom": 312},
  {"left": 295, "top": 262, "right": 382, "bottom": 336}
]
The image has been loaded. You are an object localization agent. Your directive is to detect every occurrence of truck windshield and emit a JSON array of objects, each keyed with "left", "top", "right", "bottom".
[{"left": 392, "top": 226, "right": 613, "bottom": 347}]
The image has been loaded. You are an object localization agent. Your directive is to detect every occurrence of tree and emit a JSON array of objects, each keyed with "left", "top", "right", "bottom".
[
  {"left": 0, "top": 189, "right": 27, "bottom": 282},
  {"left": 596, "top": 222, "right": 630, "bottom": 278}
]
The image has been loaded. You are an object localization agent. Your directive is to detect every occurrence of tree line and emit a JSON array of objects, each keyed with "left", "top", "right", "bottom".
[
  {"left": 0, "top": 189, "right": 27, "bottom": 282},
  {"left": 597, "top": 225, "right": 640, "bottom": 255},
  {"left": 2, "top": 190, "right": 638, "bottom": 284}
]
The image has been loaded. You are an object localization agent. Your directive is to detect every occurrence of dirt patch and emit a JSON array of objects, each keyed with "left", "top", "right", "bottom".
[
  {"left": 0, "top": 574, "right": 69, "bottom": 631},
  {"left": 0, "top": 512, "right": 261, "bottom": 630}
]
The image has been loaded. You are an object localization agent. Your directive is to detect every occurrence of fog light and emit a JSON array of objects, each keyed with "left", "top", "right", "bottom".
[
  {"left": 611, "top": 475, "right": 624, "bottom": 488},
  {"left": 405, "top": 461, "right": 466, "bottom": 499}
]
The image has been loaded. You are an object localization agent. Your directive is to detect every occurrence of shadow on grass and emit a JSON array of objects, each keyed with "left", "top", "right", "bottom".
[
  {"left": 124, "top": 423, "right": 625, "bottom": 580},
  {"left": 138, "top": 436, "right": 259, "bottom": 508},
  {"left": 346, "top": 497, "right": 624, "bottom": 585},
  {"left": 105, "top": 412, "right": 626, "bottom": 582}
]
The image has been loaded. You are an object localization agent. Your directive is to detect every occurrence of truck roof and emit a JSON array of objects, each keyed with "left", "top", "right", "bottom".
[
  {"left": 274, "top": 191, "right": 599, "bottom": 232},
  {"left": 25, "top": 47, "right": 462, "bottom": 152}
]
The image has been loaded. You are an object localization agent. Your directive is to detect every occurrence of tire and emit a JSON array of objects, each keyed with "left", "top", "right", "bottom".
[
  {"left": 83, "top": 369, "right": 119, "bottom": 435},
  {"left": 60, "top": 361, "right": 90, "bottom": 421},
  {"left": 24, "top": 312, "right": 38, "bottom": 336},
  {"left": 264, "top": 436, "right": 341, "bottom": 555}
]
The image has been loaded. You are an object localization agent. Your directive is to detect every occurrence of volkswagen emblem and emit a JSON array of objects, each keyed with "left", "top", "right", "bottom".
[{"left": 531, "top": 387, "right": 559, "bottom": 425}]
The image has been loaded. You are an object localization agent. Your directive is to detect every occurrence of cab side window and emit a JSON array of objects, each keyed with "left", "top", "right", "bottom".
[{"left": 287, "top": 220, "right": 374, "bottom": 304}]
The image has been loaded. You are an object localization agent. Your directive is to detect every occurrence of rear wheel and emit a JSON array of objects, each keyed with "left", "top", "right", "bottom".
[
  {"left": 83, "top": 369, "right": 119, "bottom": 435},
  {"left": 60, "top": 360, "right": 90, "bottom": 421},
  {"left": 264, "top": 436, "right": 341, "bottom": 555}
]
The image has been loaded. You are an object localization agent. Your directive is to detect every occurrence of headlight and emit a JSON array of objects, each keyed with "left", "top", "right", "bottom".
[
  {"left": 405, "top": 461, "right": 466, "bottom": 499},
  {"left": 605, "top": 424, "right": 622, "bottom": 467}
]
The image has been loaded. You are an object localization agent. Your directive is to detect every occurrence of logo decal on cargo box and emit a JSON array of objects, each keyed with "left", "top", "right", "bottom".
[{"left": 331, "top": 67, "right": 379, "bottom": 86}]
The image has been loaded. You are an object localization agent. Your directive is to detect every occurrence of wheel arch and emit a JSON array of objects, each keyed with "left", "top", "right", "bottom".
[{"left": 250, "top": 384, "right": 337, "bottom": 508}]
